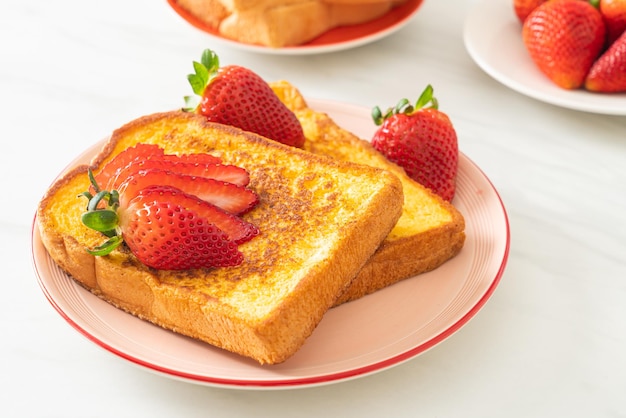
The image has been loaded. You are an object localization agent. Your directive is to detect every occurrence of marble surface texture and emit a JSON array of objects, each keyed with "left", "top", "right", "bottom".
[{"left": 2, "top": 0, "right": 625, "bottom": 417}]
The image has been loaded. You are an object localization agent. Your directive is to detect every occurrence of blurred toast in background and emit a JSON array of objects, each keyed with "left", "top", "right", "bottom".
[{"left": 175, "top": 0, "right": 409, "bottom": 47}]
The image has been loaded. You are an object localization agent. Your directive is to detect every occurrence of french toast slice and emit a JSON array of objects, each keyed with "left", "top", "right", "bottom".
[
  {"left": 270, "top": 81, "right": 466, "bottom": 305},
  {"left": 37, "top": 111, "right": 403, "bottom": 365}
]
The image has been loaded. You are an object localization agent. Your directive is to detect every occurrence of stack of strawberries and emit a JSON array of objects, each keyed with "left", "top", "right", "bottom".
[{"left": 515, "top": 0, "right": 626, "bottom": 92}]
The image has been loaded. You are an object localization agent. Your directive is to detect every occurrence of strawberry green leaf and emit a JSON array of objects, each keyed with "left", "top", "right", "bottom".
[
  {"left": 183, "top": 49, "right": 221, "bottom": 112},
  {"left": 81, "top": 209, "right": 118, "bottom": 233},
  {"left": 183, "top": 95, "right": 200, "bottom": 112},
  {"left": 87, "top": 169, "right": 100, "bottom": 193},
  {"left": 188, "top": 61, "right": 209, "bottom": 96},
  {"left": 200, "top": 49, "right": 220, "bottom": 73},
  {"left": 372, "top": 84, "right": 440, "bottom": 125},
  {"left": 87, "top": 190, "right": 110, "bottom": 211},
  {"left": 394, "top": 98, "right": 413, "bottom": 115},
  {"left": 79, "top": 191, "right": 93, "bottom": 203},
  {"left": 372, "top": 106, "right": 384, "bottom": 125},
  {"left": 86, "top": 235, "right": 123, "bottom": 256},
  {"left": 415, "top": 84, "right": 434, "bottom": 109},
  {"left": 81, "top": 169, "right": 123, "bottom": 247}
]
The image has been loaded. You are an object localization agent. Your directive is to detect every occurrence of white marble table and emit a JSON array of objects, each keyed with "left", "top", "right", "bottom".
[{"left": 2, "top": 0, "right": 625, "bottom": 416}]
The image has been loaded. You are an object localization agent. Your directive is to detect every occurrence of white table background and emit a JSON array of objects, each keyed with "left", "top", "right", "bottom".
[{"left": 2, "top": 1, "right": 625, "bottom": 417}]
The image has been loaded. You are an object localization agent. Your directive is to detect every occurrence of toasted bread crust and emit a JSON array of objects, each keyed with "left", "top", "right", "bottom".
[
  {"left": 270, "top": 81, "right": 466, "bottom": 305},
  {"left": 37, "top": 111, "right": 403, "bottom": 364}
]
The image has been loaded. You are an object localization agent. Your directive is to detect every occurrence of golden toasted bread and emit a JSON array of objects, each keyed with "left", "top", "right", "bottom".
[
  {"left": 270, "top": 81, "right": 466, "bottom": 305},
  {"left": 175, "top": 0, "right": 408, "bottom": 47},
  {"left": 37, "top": 111, "right": 403, "bottom": 365}
]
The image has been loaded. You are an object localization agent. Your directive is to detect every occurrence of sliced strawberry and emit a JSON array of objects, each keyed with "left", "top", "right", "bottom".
[
  {"left": 181, "top": 162, "right": 250, "bottom": 186},
  {"left": 109, "top": 159, "right": 250, "bottom": 190},
  {"left": 119, "top": 191, "right": 243, "bottom": 270},
  {"left": 156, "top": 153, "right": 221, "bottom": 165},
  {"left": 93, "top": 145, "right": 223, "bottom": 191},
  {"left": 81, "top": 153, "right": 260, "bottom": 271},
  {"left": 117, "top": 169, "right": 259, "bottom": 214},
  {"left": 91, "top": 143, "right": 164, "bottom": 192},
  {"left": 135, "top": 186, "right": 259, "bottom": 244}
]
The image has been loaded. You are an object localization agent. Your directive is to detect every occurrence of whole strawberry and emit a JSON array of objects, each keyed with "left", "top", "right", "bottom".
[
  {"left": 522, "top": 0, "right": 606, "bottom": 89},
  {"left": 598, "top": 0, "right": 626, "bottom": 45},
  {"left": 184, "top": 49, "right": 305, "bottom": 148},
  {"left": 371, "top": 85, "right": 458, "bottom": 202},
  {"left": 514, "top": 0, "right": 547, "bottom": 23},
  {"left": 585, "top": 29, "right": 626, "bottom": 92}
]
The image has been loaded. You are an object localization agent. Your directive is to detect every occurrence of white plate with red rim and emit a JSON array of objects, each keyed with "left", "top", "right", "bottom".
[
  {"left": 167, "top": 0, "right": 425, "bottom": 55},
  {"left": 31, "top": 98, "right": 510, "bottom": 389},
  {"left": 463, "top": 0, "right": 626, "bottom": 115}
]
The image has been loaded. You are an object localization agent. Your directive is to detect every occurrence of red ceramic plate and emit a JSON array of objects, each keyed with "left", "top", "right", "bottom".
[
  {"left": 167, "top": 0, "right": 425, "bottom": 54},
  {"left": 32, "top": 98, "right": 509, "bottom": 389}
]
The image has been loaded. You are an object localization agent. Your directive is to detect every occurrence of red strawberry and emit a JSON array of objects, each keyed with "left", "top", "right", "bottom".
[
  {"left": 585, "top": 29, "right": 626, "bottom": 92},
  {"left": 184, "top": 49, "right": 306, "bottom": 148},
  {"left": 514, "top": 0, "right": 547, "bottom": 23},
  {"left": 599, "top": 0, "right": 626, "bottom": 45},
  {"left": 120, "top": 188, "right": 245, "bottom": 270},
  {"left": 125, "top": 186, "right": 259, "bottom": 245},
  {"left": 110, "top": 159, "right": 250, "bottom": 190},
  {"left": 123, "top": 210, "right": 241, "bottom": 269},
  {"left": 117, "top": 169, "right": 259, "bottom": 214},
  {"left": 522, "top": 0, "right": 606, "bottom": 89},
  {"left": 93, "top": 144, "right": 164, "bottom": 192},
  {"left": 155, "top": 153, "right": 222, "bottom": 166},
  {"left": 371, "top": 85, "right": 458, "bottom": 202},
  {"left": 92, "top": 144, "right": 223, "bottom": 192}
]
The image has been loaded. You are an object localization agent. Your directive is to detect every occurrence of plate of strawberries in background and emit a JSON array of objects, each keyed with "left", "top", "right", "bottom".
[{"left": 464, "top": 0, "right": 626, "bottom": 115}]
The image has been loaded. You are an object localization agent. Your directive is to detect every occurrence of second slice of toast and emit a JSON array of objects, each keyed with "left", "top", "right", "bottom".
[
  {"left": 37, "top": 111, "right": 403, "bottom": 364},
  {"left": 271, "top": 81, "right": 466, "bottom": 305}
]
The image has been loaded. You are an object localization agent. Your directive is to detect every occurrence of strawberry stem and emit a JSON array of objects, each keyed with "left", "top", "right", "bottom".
[
  {"left": 88, "top": 169, "right": 100, "bottom": 193},
  {"left": 80, "top": 169, "right": 123, "bottom": 254},
  {"left": 183, "top": 49, "right": 221, "bottom": 112},
  {"left": 87, "top": 236, "right": 124, "bottom": 256},
  {"left": 81, "top": 210, "right": 118, "bottom": 234},
  {"left": 395, "top": 98, "right": 413, "bottom": 115},
  {"left": 372, "top": 84, "right": 438, "bottom": 126},
  {"left": 415, "top": 85, "right": 436, "bottom": 109}
]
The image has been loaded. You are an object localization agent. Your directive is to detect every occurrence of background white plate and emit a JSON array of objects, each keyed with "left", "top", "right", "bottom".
[
  {"left": 464, "top": 0, "right": 626, "bottom": 115},
  {"left": 167, "top": 0, "right": 424, "bottom": 55},
  {"left": 32, "top": 99, "right": 510, "bottom": 389}
]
